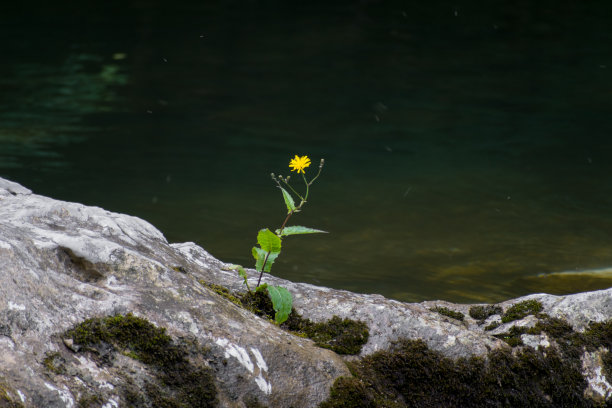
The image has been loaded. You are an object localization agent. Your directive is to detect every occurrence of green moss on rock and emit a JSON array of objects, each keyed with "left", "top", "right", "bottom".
[
  {"left": 319, "top": 338, "right": 593, "bottom": 407},
  {"left": 430, "top": 306, "right": 465, "bottom": 321},
  {"left": 200, "top": 280, "right": 243, "bottom": 306},
  {"left": 239, "top": 290, "right": 369, "bottom": 355},
  {"left": 0, "top": 379, "right": 25, "bottom": 408},
  {"left": 243, "top": 396, "right": 269, "bottom": 408},
  {"left": 42, "top": 351, "right": 67, "bottom": 375},
  {"left": 65, "top": 313, "right": 217, "bottom": 407},
  {"left": 469, "top": 305, "right": 502, "bottom": 321},
  {"left": 602, "top": 351, "right": 612, "bottom": 384},
  {"left": 77, "top": 393, "right": 103, "bottom": 408},
  {"left": 583, "top": 320, "right": 612, "bottom": 350},
  {"left": 484, "top": 321, "right": 501, "bottom": 331},
  {"left": 300, "top": 316, "right": 369, "bottom": 355},
  {"left": 501, "top": 299, "right": 543, "bottom": 323},
  {"left": 320, "top": 314, "right": 612, "bottom": 407},
  {"left": 531, "top": 315, "right": 575, "bottom": 339},
  {"left": 493, "top": 325, "right": 527, "bottom": 347}
]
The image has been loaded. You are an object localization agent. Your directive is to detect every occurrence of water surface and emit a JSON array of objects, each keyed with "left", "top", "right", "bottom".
[{"left": 2, "top": 0, "right": 612, "bottom": 303}]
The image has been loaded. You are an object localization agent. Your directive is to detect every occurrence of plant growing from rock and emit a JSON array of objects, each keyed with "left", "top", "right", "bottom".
[{"left": 231, "top": 155, "right": 326, "bottom": 324}]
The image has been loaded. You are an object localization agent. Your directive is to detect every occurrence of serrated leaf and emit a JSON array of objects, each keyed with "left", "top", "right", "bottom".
[
  {"left": 262, "top": 251, "right": 280, "bottom": 272},
  {"left": 280, "top": 187, "right": 296, "bottom": 213},
  {"left": 252, "top": 247, "right": 280, "bottom": 272},
  {"left": 266, "top": 285, "right": 293, "bottom": 324},
  {"left": 252, "top": 246, "right": 261, "bottom": 261},
  {"left": 257, "top": 229, "right": 282, "bottom": 253},
  {"left": 276, "top": 225, "right": 328, "bottom": 237}
]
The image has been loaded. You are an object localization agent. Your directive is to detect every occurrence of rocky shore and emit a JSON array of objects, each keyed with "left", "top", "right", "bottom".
[{"left": 1, "top": 177, "right": 611, "bottom": 407}]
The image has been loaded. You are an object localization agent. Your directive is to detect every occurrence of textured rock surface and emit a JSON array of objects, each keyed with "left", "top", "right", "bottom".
[
  {"left": 1, "top": 176, "right": 612, "bottom": 407},
  {"left": 0, "top": 178, "right": 348, "bottom": 407}
]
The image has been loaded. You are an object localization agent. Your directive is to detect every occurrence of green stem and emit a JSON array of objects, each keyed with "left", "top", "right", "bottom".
[
  {"left": 256, "top": 161, "right": 324, "bottom": 288},
  {"left": 308, "top": 164, "right": 324, "bottom": 186},
  {"left": 282, "top": 179, "right": 304, "bottom": 202},
  {"left": 257, "top": 209, "right": 294, "bottom": 287},
  {"left": 303, "top": 173, "right": 310, "bottom": 201}
]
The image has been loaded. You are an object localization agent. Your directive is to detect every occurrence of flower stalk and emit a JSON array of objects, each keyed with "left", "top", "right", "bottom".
[{"left": 234, "top": 155, "right": 327, "bottom": 323}]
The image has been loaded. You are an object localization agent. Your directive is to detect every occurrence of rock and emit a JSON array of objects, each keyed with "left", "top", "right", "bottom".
[
  {"left": 1, "top": 176, "right": 612, "bottom": 407},
  {"left": 0, "top": 178, "right": 347, "bottom": 407}
]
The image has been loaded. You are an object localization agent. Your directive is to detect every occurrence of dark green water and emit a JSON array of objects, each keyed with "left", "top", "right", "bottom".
[{"left": 2, "top": 0, "right": 612, "bottom": 303}]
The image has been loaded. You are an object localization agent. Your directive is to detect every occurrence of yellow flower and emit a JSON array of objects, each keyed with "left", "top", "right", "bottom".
[{"left": 289, "top": 155, "right": 311, "bottom": 174}]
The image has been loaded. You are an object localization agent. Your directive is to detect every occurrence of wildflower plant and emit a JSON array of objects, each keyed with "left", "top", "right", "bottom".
[{"left": 232, "top": 155, "right": 326, "bottom": 324}]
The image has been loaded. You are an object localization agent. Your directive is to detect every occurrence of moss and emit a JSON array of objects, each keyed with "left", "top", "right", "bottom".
[
  {"left": 469, "top": 305, "right": 503, "bottom": 321},
  {"left": 321, "top": 315, "right": 612, "bottom": 407},
  {"left": 484, "top": 321, "right": 500, "bottom": 331},
  {"left": 319, "top": 376, "right": 378, "bottom": 408},
  {"left": 430, "top": 306, "right": 464, "bottom": 321},
  {"left": 65, "top": 313, "right": 217, "bottom": 407},
  {"left": 322, "top": 315, "right": 612, "bottom": 407},
  {"left": 319, "top": 338, "right": 594, "bottom": 408},
  {"left": 298, "top": 316, "right": 369, "bottom": 355},
  {"left": 65, "top": 313, "right": 178, "bottom": 366},
  {"left": 239, "top": 289, "right": 275, "bottom": 317},
  {"left": 0, "top": 380, "right": 24, "bottom": 408},
  {"left": 243, "top": 396, "right": 269, "bottom": 408},
  {"left": 200, "top": 281, "right": 242, "bottom": 306},
  {"left": 583, "top": 320, "right": 612, "bottom": 350},
  {"left": 42, "top": 351, "right": 67, "bottom": 375},
  {"left": 493, "top": 325, "right": 527, "bottom": 347},
  {"left": 530, "top": 315, "right": 575, "bottom": 339},
  {"left": 501, "top": 299, "right": 543, "bottom": 323},
  {"left": 171, "top": 266, "right": 187, "bottom": 273},
  {"left": 239, "top": 290, "right": 369, "bottom": 355},
  {"left": 77, "top": 393, "right": 103, "bottom": 408}
]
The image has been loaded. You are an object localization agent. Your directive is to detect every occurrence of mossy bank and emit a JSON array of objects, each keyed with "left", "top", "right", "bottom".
[
  {"left": 204, "top": 281, "right": 370, "bottom": 355},
  {"left": 320, "top": 300, "right": 612, "bottom": 408},
  {"left": 60, "top": 314, "right": 217, "bottom": 408}
]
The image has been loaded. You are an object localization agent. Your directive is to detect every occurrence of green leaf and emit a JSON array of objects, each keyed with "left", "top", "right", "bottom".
[
  {"left": 257, "top": 229, "right": 282, "bottom": 253},
  {"left": 227, "top": 264, "right": 251, "bottom": 292},
  {"left": 252, "top": 247, "right": 280, "bottom": 272},
  {"left": 266, "top": 285, "right": 293, "bottom": 324},
  {"left": 280, "top": 187, "right": 296, "bottom": 213},
  {"left": 252, "top": 247, "right": 261, "bottom": 261},
  {"left": 263, "top": 252, "right": 280, "bottom": 272},
  {"left": 276, "top": 226, "right": 328, "bottom": 237}
]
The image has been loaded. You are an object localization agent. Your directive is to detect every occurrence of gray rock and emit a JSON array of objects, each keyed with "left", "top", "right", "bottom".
[
  {"left": 1, "top": 176, "right": 612, "bottom": 407},
  {"left": 0, "top": 178, "right": 347, "bottom": 407}
]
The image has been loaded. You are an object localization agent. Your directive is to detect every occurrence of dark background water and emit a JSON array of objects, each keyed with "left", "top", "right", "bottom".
[{"left": 2, "top": 0, "right": 612, "bottom": 303}]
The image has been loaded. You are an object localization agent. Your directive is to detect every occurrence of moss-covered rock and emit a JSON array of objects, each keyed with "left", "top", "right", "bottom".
[
  {"left": 501, "top": 299, "right": 543, "bottom": 323},
  {"left": 0, "top": 379, "right": 25, "bottom": 408},
  {"left": 222, "top": 287, "right": 369, "bottom": 355},
  {"left": 200, "top": 281, "right": 242, "bottom": 306},
  {"left": 493, "top": 325, "right": 527, "bottom": 346},
  {"left": 603, "top": 351, "right": 612, "bottom": 385},
  {"left": 320, "top": 313, "right": 612, "bottom": 407},
  {"left": 64, "top": 314, "right": 217, "bottom": 408},
  {"left": 469, "top": 305, "right": 502, "bottom": 321},
  {"left": 42, "top": 351, "right": 67, "bottom": 375},
  {"left": 430, "top": 306, "right": 465, "bottom": 321},
  {"left": 319, "top": 338, "right": 593, "bottom": 407},
  {"left": 484, "top": 321, "right": 501, "bottom": 331}
]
